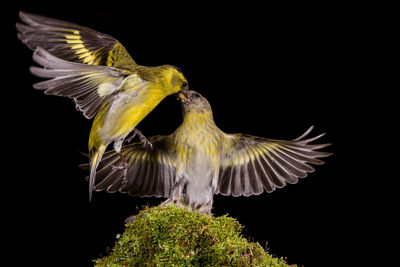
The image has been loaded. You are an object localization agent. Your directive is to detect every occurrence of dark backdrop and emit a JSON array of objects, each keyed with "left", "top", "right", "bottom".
[{"left": 3, "top": 2, "right": 370, "bottom": 266}]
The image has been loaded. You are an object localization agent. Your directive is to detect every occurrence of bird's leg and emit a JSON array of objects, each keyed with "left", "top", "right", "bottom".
[
  {"left": 198, "top": 199, "right": 213, "bottom": 215},
  {"left": 160, "top": 198, "right": 172, "bottom": 206},
  {"left": 111, "top": 153, "right": 128, "bottom": 170},
  {"left": 124, "top": 130, "right": 138, "bottom": 144},
  {"left": 169, "top": 177, "right": 185, "bottom": 205},
  {"left": 124, "top": 128, "right": 153, "bottom": 149},
  {"left": 112, "top": 139, "right": 128, "bottom": 180},
  {"left": 133, "top": 128, "right": 153, "bottom": 149},
  {"left": 111, "top": 153, "right": 128, "bottom": 180}
]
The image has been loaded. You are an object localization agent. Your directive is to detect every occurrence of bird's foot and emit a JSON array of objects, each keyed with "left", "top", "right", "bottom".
[
  {"left": 111, "top": 164, "right": 126, "bottom": 170},
  {"left": 134, "top": 128, "right": 153, "bottom": 149},
  {"left": 160, "top": 198, "right": 173, "bottom": 206},
  {"left": 124, "top": 128, "right": 153, "bottom": 149},
  {"left": 124, "top": 130, "right": 137, "bottom": 144},
  {"left": 111, "top": 164, "right": 128, "bottom": 181},
  {"left": 112, "top": 153, "right": 128, "bottom": 180}
]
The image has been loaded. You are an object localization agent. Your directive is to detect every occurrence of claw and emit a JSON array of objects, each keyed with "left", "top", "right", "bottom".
[
  {"left": 124, "top": 131, "right": 137, "bottom": 145},
  {"left": 133, "top": 128, "right": 153, "bottom": 149},
  {"left": 111, "top": 164, "right": 126, "bottom": 170},
  {"left": 124, "top": 128, "right": 153, "bottom": 149},
  {"left": 112, "top": 152, "right": 128, "bottom": 181},
  {"left": 143, "top": 139, "right": 153, "bottom": 150}
]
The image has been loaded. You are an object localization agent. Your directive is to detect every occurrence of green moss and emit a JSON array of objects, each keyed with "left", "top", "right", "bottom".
[{"left": 95, "top": 205, "right": 292, "bottom": 266}]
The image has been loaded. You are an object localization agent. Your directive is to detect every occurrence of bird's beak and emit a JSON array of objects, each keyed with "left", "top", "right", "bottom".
[{"left": 177, "top": 92, "right": 188, "bottom": 103}]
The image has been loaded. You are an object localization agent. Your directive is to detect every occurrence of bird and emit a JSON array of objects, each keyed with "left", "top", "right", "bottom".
[
  {"left": 87, "top": 90, "right": 331, "bottom": 214},
  {"left": 16, "top": 11, "right": 189, "bottom": 201}
]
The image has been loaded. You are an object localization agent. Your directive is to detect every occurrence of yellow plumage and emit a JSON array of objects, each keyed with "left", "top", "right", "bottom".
[
  {"left": 174, "top": 105, "right": 222, "bottom": 178},
  {"left": 88, "top": 90, "right": 331, "bottom": 213},
  {"left": 17, "top": 12, "right": 331, "bottom": 210},
  {"left": 17, "top": 11, "right": 189, "bottom": 200}
]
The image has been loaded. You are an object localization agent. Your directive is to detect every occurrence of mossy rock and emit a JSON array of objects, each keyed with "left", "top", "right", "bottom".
[{"left": 95, "top": 205, "right": 292, "bottom": 266}]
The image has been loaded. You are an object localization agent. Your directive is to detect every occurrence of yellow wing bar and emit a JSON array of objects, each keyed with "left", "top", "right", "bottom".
[{"left": 17, "top": 11, "right": 136, "bottom": 70}]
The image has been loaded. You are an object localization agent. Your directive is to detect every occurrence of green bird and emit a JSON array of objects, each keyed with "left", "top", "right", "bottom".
[
  {"left": 89, "top": 90, "right": 331, "bottom": 213},
  {"left": 17, "top": 11, "right": 189, "bottom": 201}
]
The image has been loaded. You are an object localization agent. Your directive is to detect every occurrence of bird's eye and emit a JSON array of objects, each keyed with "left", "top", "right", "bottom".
[
  {"left": 181, "top": 81, "right": 188, "bottom": 89},
  {"left": 193, "top": 93, "right": 200, "bottom": 98}
]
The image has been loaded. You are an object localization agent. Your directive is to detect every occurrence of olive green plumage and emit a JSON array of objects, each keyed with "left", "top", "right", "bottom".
[
  {"left": 17, "top": 11, "right": 189, "bottom": 201},
  {"left": 91, "top": 91, "right": 331, "bottom": 213}
]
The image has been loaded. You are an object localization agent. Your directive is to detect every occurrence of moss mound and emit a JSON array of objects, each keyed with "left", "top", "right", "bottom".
[{"left": 95, "top": 205, "right": 291, "bottom": 266}]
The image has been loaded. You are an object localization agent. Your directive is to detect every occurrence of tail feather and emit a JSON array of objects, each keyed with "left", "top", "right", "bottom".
[{"left": 89, "top": 144, "right": 106, "bottom": 201}]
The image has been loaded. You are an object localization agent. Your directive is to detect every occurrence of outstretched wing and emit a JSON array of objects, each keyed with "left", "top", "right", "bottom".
[
  {"left": 30, "top": 47, "right": 143, "bottom": 119},
  {"left": 90, "top": 136, "right": 177, "bottom": 198},
  {"left": 17, "top": 11, "right": 136, "bottom": 70},
  {"left": 218, "top": 126, "right": 332, "bottom": 197}
]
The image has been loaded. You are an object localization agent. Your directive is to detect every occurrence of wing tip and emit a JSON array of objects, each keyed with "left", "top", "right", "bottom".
[
  {"left": 32, "top": 46, "right": 73, "bottom": 69},
  {"left": 19, "top": 10, "right": 49, "bottom": 25},
  {"left": 29, "top": 65, "right": 42, "bottom": 77},
  {"left": 320, "top": 151, "right": 334, "bottom": 158},
  {"left": 19, "top": 10, "right": 27, "bottom": 20},
  {"left": 33, "top": 46, "right": 47, "bottom": 56},
  {"left": 19, "top": 10, "right": 27, "bottom": 17},
  {"left": 293, "top": 125, "right": 314, "bottom": 141},
  {"left": 32, "top": 46, "right": 45, "bottom": 62},
  {"left": 31, "top": 81, "right": 44, "bottom": 90},
  {"left": 18, "top": 10, "right": 37, "bottom": 26}
]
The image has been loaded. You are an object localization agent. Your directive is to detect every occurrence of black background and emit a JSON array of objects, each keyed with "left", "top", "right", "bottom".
[{"left": 2, "top": 2, "right": 381, "bottom": 267}]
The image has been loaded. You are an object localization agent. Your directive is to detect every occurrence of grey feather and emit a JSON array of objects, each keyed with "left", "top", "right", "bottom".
[
  {"left": 30, "top": 47, "right": 127, "bottom": 119},
  {"left": 90, "top": 137, "right": 176, "bottom": 198},
  {"left": 17, "top": 11, "right": 136, "bottom": 68},
  {"left": 253, "top": 157, "right": 275, "bottom": 192},
  {"left": 218, "top": 126, "right": 331, "bottom": 196}
]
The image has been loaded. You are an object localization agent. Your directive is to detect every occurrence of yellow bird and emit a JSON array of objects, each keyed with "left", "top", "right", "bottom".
[
  {"left": 89, "top": 90, "right": 331, "bottom": 214},
  {"left": 16, "top": 12, "right": 189, "bottom": 201}
]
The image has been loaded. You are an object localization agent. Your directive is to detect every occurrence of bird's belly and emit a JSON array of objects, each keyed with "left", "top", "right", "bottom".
[
  {"left": 99, "top": 93, "right": 163, "bottom": 140},
  {"left": 175, "top": 153, "right": 218, "bottom": 210},
  {"left": 172, "top": 125, "right": 221, "bottom": 212},
  {"left": 108, "top": 104, "right": 152, "bottom": 137},
  {"left": 185, "top": 176, "right": 214, "bottom": 206}
]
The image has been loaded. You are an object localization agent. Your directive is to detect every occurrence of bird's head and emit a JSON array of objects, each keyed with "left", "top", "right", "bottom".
[
  {"left": 162, "top": 65, "right": 189, "bottom": 95},
  {"left": 177, "top": 90, "right": 212, "bottom": 116}
]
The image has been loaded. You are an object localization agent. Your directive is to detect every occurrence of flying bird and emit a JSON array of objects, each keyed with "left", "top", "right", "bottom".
[
  {"left": 89, "top": 90, "right": 331, "bottom": 214},
  {"left": 16, "top": 12, "right": 189, "bottom": 201}
]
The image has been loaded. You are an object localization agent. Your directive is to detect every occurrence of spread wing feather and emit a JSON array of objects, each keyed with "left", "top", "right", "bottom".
[
  {"left": 218, "top": 126, "right": 332, "bottom": 196},
  {"left": 92, "top": 136, "right": 177, "bottom": 198},
  {"left": 17, "top": 11, "right": 136, "bottom": 69},
  {"left": 30, "top": 47, "right": 141, "bottom": 119}
]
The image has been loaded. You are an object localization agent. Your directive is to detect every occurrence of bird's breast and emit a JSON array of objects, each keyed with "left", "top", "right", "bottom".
[
  {"left": 92, "top": 87, "right": 165, "bottom": 142},
  {"left": 174, "top": 117, "right": 221, "bottom": 179}
]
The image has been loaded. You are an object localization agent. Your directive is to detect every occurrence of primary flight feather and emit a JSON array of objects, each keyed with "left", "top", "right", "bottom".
[
  {"left": 88, "top": 90, "right": 331, "bottom": 213},
  {"left": 17, "top": 11, "right": 189, "bottom": 201}
]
